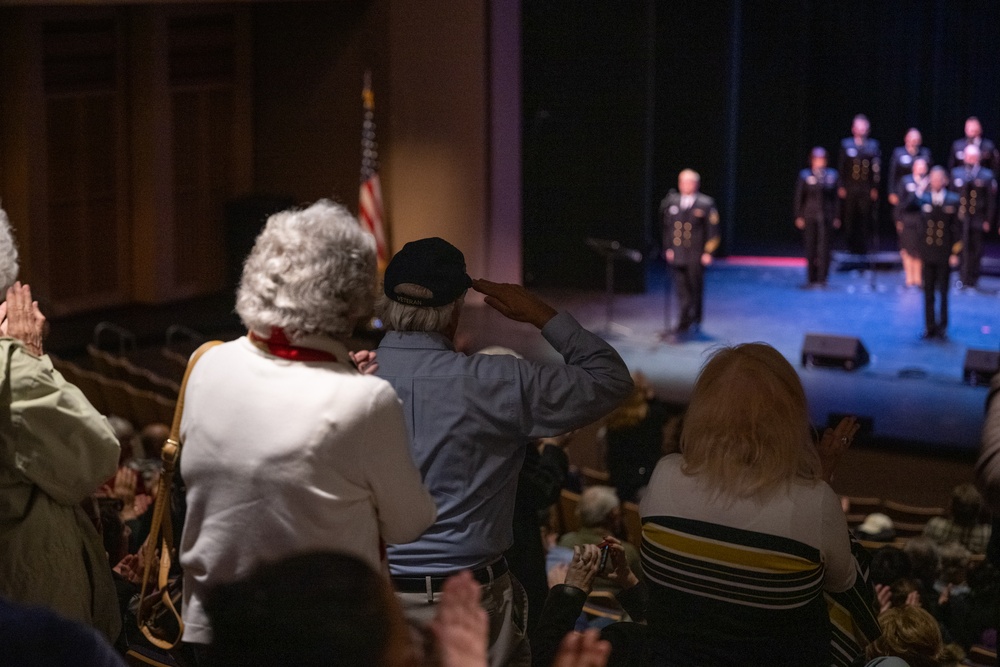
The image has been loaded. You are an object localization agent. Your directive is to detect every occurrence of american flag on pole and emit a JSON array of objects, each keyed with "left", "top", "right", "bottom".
[{"left": 359, "top": 70, "right": 387, "bottom": 268}]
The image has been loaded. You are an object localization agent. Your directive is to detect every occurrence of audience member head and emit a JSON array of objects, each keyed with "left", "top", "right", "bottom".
[
  {"left": 577, "top": 486, "right": 622, "bottom": 532},
  {"left": 938, "top": 542, "right": 971, "bottom": 586},
  {"left": 866, "top": 606, "right": 943, "bottom": 667},
  {"left": 950, "top": 483, "right": 983, "bottom": 527},
  {"left": 903, "top": 538, "right": 941, "bottom": 588},
  {"left": 889, "top": 578, "right": 920, "bottom": 609},
  {"left": 139, "top": 423, "right": 170, "bottom": 462},
  {"left": 107, "top": 415, "right": 136, "bottom": 463},
  {"left": 680, "top": 343, "right": 820, "bottom": 499},
  {"left": 870, "top": 546, "right": 913, "bottom": 587},
  {"left": 605, "top": 373, "right": 653, "bottom": 431},
  {"left": 236, "top": 200, "right": 377, "bottom": 340},
  {"left": 857, "top": 513, "right": 895, "bottom": 542},
  {"left": 905, "top": 128, "right": 922, "bottom": 151},
  {"left": 677, "top": 169, "right": 700, "bottom": 195},
  {"left": 0, "top": 206, "right": 19, "bottom": 294},
  {"left": 377, "top": 237, "right": 471, "bottom": 339},
  {"left": 205, "top": 552, "right": 413, "bottom": 667},
  {"left": 912, "top": 156, "right": 929, "bottom": 179},
  {"left": 965, "top": 116, "right": 982, "bottom": 140}
]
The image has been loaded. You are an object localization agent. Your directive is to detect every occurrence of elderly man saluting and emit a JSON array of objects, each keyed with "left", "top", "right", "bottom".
[{"left": 374, "top": 238, "right": 633, "bottom": 667}]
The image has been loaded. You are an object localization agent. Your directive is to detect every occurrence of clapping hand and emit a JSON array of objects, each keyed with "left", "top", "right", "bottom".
[
  {"left": 564, "top": 544, "right": 603, "bottom": 594},
  {"left": 600, "top": 536, "right": 640, "bottom": 590},
  {"left": 817, "top": 416, "right": 859, "bottom": 483},
  {"left": 0, "top": 282, "right": 46, "bottom": 356},
  {"left": 431, "top": 570, "right": 489, "bottom": 667}
]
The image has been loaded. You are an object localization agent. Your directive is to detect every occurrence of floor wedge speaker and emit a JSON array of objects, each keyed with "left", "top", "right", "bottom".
[{"left": 801, "top": 333, "right": 870, "bottom": 371}]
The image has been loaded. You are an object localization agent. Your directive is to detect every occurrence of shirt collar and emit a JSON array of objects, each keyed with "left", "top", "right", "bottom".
[{"left": 379, "top": 330, "right": 456, "bottom": 351}]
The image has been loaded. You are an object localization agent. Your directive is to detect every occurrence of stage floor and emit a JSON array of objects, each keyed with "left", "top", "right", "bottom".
[{"left": 528, "top": 260, "right": 1000, "bottom": 454}]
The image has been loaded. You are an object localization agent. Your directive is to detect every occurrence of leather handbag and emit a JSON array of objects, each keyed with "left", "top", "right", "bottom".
[{"left": 133, "top": 341, "right": 221, "bottom": 652}]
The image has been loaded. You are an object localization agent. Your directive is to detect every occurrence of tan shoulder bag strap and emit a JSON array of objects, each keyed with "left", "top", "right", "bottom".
[{"left": 137, "top": 340, "right": 222, "bottom": 648}]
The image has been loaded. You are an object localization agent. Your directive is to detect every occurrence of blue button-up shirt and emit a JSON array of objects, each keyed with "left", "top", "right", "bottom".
[{"left": 377, "top": 312, "right": 633, "bottom": 575}]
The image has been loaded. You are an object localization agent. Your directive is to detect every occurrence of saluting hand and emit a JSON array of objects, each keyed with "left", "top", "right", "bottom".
[{"left": 472, "top": 279, "right": 557, "bottom": 330}]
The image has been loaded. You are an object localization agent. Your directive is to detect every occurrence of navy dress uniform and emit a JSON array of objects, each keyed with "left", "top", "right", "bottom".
[
  {"left": 660, "top": 192, "right": 720, "bottom": 332},
  {"left": 949, "top": 164, "right": 997, "bottom": 288},
  {"left": 906, "top": 189, "right": 962, "bottom": 338},
  {"left": 837, "top": 137, "right": 881, "bottom": 255},
  {"left": 888, "top": 146, "right": 932, "bottom": 198},
  {"left": 793, "top": 167, "right": 839, "bottom": 285}
]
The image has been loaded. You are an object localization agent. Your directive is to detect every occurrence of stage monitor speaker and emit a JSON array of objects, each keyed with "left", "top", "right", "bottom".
[
  {"left": 801, "top": 333, "right": 869, "bottom": 371},
  {"left": 963, "top": 349, "right": 1000, "bottom": 386}
]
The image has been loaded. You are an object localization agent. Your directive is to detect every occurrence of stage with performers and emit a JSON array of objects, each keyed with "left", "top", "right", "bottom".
[{"left": 506, "top": 254, "right": 1000, "bottom": 455}]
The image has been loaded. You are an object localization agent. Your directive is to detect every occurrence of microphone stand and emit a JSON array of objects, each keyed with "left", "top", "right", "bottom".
[{"left": 585, "top": 238, "right": 643, "bottom": 338}]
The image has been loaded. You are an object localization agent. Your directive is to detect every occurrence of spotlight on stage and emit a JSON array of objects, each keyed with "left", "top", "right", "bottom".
[
  {"left": 801, "top": 333, "right": 870, "bottom": 371},
  {"left": 963, "top": 348, "right": 1000, "bottom": 386}
]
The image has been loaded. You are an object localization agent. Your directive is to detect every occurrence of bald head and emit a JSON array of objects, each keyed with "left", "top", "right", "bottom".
[
  {"left": 964, "top": 143, "right": 981, "bottom": 167},
  {"left": 678, "top": 169, "right": 700, "bottom": 195}
]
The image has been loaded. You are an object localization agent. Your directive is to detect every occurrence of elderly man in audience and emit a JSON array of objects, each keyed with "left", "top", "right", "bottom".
[
  {"left": 557, "top": 486, "right": 642, "bottom": 592},
  {"left": 0, "top": 207, "right": 122, "bottom": 640},
  {"left": 922, "top": 483, "right": 991, "bottom": 555},
  {"left": 374, "top": 237, "right": 633, "bottom": 667}
]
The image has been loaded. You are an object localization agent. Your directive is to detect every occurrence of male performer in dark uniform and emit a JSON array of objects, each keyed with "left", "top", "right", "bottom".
[
  {"left": 838, "top": 114, "right": 881, "bottom": 256},
  {"left": 949, "top": 144, "right": 997, "bottom": 290},
  {"left": 888, "top": 128, "right": 932, "bottom": 206},
  {"left": 906, "top": 167, "right": 962, "bottom": 341},
  {"left": 949, "top": 117, "right": 1000, "bottom": 172},
  {"left": 660, "top": 169, "right": 720, "bottom": 334},
  {"left": 794, "top": 147, "right": 840, "bottom": 287}
]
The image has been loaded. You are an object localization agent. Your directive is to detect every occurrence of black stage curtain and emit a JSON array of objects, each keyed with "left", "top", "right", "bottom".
[{"left": 523, "top": 0, "right": 1000, "bottom": 287}]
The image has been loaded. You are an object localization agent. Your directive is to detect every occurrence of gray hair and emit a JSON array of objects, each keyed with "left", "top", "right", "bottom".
[
  {"left": 236, "top": 200, "right": 376, "bottom": 339},
  {"left": 376, "top": 293, "right": 463, "bottom": 334},
  {"left": 0, "top": 207, "right": 19, "bottom": 293},
  {"left": 577, "top": 485, "right": 620, "bottom": 528}
]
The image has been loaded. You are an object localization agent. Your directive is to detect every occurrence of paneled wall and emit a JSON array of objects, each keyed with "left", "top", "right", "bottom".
[
  {"left": 0, "top": 5, "right": 252, "bottom": 316},
  {"left": 1, "top": 0, "right": 520, "bottom": 319}
]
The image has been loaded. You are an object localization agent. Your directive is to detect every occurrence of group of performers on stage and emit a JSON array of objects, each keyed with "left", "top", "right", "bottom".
[{"left": 660, "top": 115, "right": 998, "bottom": 341}]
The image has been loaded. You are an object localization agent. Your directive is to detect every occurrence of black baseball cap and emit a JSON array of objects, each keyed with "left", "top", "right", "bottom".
[{"left": 383, "top": 237, "right": 473, "bottom": 307}]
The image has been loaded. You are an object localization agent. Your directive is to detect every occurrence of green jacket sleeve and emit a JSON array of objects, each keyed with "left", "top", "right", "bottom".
[{"left": 4, "top": 339, "right": 120, "bottom": 505}]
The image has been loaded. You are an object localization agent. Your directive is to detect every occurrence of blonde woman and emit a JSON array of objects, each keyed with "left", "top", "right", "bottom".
[{"left": 639, "top": 343, "right": 860, "bottom": 666}]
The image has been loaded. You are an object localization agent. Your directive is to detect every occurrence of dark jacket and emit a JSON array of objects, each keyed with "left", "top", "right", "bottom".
[
  {"left": 905, "top": 190, "right": 963, "bottom": 264},
  {"left": 838, "top": 138, "right": 881, "bottom": 189},
  {"left": 949, "top": 165, "right": 997, "bottom": 225},
  {"left": 794, "top": 168, "right": 840, "bottom": 223},
  {"left": 659, "top": 192, "right": 720, "bottom": 266}
]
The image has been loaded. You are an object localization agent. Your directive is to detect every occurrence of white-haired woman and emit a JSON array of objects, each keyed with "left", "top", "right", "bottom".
[
  {"left": 640, "top": 343, "right": 861, "bottom": 667},
  {"left": 178, "top": 200, "right": 436, "bottom": 648},
  {"left": 0, "top": 208, "right": 122, "bottom": 640}
]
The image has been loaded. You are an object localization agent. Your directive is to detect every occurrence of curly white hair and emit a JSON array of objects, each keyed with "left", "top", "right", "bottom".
[
  {"left": 0, "top": 206, "right": 19, "bottom": 294},
  {"left": 236, "top": 200, "right": 377, "bottom": 339}
]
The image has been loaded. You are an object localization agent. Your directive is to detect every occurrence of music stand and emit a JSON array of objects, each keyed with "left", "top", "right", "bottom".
[{"left": 585, "top": 238, "right": 643, "bottom": 337}]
